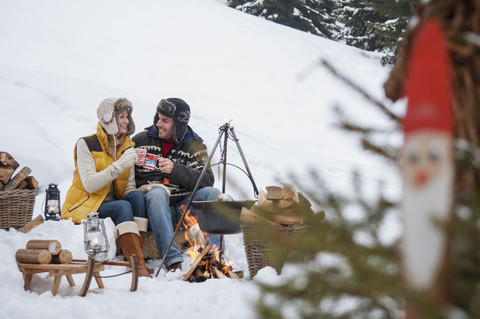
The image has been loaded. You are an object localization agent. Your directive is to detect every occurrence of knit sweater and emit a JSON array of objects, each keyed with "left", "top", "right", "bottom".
[{"left": 132, "top": 125, "right": 214, "bottom": 204}]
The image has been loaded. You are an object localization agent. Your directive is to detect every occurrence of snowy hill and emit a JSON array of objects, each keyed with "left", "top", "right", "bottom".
[{"left": 0, "top": 0, "right": 401, "bottom": 318}]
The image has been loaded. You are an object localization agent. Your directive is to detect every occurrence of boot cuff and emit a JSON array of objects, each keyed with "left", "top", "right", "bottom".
[
  {"left": 115, "top": 221, "right": 139, "bottom": 237},
  {"left": 134, "top": 217, "right": 149, "bottom": 232}
]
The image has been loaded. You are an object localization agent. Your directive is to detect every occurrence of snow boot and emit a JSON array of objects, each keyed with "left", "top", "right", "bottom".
[{"left": 116, "top": 221, "right": 152, "bottom": 278}]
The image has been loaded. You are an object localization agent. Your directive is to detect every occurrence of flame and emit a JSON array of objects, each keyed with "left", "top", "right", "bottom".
[
  {"left": 161, "top": 178, "right": 169, "bottom": 185},
  {"left": 177, "top": 204, "right": 237, "bottom": 278}
]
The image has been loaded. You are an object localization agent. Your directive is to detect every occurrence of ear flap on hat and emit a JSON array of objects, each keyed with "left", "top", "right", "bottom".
[
  {"left": 101, "top": 112, "right": 114, "bottom": 123},
  {"left": 97, "top": 97, "right": 119, "bottom": 135}
]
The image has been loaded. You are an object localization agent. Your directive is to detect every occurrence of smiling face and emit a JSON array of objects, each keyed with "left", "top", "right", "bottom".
[
  {"left": 156, "top": 114, "right": 174, "bottom": 139},
  {"left": 116, "top": 111, "right": 129, "bottom": 136}
]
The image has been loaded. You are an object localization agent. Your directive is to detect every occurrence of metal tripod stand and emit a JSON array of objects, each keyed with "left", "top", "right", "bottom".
[{"left": 155, "top": 121, "right": 259, "bottom": 277}]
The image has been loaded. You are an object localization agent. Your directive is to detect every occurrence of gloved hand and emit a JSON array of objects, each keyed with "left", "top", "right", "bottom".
[{"left": 112, "top": 148, "right": 137, "bottom": 173}]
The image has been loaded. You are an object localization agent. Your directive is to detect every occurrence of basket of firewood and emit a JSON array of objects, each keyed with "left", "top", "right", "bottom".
[
  {"left": 240, "top": 183, "right": 320, "bottom": 278},
  {"left": 0, "top": 152, "right": 38, "bottom": 230}
]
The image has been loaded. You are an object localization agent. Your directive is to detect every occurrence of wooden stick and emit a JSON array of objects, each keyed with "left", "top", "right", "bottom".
[
  {"left": 129, "top": 254, "right": 138, "bottom": 292},
  {"left": 26, "top": 239, "right": 61, "bottom": 255},
  {"left": 182, "top": 244, "right": 212, "bottom": 281},
  {"left": 15, "top": 249, "right": 52, "bottom": 264},
  {"left": 3, "top": 166, "right": 31, "bottom": 191},
  {"left": 19, "top": 215, "right": 44, "bottom": 233},
  {"left": 79, "top": 258, "right": 95, "bottom": 297}
]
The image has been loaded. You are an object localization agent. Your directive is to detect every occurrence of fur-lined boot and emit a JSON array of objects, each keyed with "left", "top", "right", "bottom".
[{"left": 116, "top": 221, "right": 152, "bottom": 278}]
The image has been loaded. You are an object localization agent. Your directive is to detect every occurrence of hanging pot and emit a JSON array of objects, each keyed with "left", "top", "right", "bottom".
[{"left": 192, "top": 200, "right": 256, "bottom": 235}]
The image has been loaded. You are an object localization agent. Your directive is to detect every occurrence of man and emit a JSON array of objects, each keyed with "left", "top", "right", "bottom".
[{"left": 132, "top": 98, "right": 220, "bottom": 272}]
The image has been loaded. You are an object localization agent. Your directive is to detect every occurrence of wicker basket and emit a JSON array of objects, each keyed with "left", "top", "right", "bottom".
[
  {"left": 0, "top": 189, "right": 37, "bottom": 230},
  {"left": 241, "top": 221, "right": 304, "bottom": 279}
]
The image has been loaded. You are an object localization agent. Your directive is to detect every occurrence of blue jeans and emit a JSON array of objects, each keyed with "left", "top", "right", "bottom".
[
  {"left": 144, "top": 186, "right": 221, "bottom": 267},
  {"left": 98, "top": 190, "right": 146, "bottom": 225}
]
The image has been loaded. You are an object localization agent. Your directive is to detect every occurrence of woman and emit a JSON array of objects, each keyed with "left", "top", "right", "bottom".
[{"left": 61, "top": 97, "right": 151, "bottom": 278}]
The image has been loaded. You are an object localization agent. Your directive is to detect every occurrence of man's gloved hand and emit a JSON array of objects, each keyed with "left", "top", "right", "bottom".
[{"left": 112, "top": 148, "right": 137, "bottom": 172}]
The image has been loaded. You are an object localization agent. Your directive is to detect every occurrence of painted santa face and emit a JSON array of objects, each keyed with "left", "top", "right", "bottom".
[
  {"left": 400, "top": 129, "right": 454, "bottom": 290},
  {"left": 400, "top": 130, "right": 452, "bottom": 187}
]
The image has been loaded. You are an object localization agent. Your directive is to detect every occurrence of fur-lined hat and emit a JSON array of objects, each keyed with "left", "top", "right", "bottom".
[
  {"left": 154, "top": 98, "right": 190, "bottom": 143},
  {"left": 97, "top": 97, "right": 135, "bottom": 136}
]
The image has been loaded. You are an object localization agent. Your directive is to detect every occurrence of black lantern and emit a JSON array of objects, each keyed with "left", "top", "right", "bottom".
[
  {"left": 44, "top": 183, "right": 61, "bottom": 221},
  {"left": 83, "top": 212, "right": 110, "bottom": 262}
]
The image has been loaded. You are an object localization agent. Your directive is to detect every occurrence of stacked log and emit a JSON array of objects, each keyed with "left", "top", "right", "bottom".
[
  {"left": 15, "top": 240, "right": 72, "bottom": 265},
  {"left": 253, "top": 183, "right": 322, "bottom": 226},
  {"left": 0, "top": 152, "right": 38, "bottom": 191}
]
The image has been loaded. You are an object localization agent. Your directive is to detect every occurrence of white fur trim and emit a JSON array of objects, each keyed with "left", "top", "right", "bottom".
[
  {"left": 134, "top": 217, "right": 149, "bottom": 232},
  {"left": 138, "top": 183, "right": 171, "bottom": 196},
  {"left": 115, "top": 221, "right": 139, "bottom": 237}
]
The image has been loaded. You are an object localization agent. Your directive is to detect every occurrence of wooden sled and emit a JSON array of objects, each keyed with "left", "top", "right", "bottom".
[{"left": 17, "top": 255, "right": 138, "bottom": 296}]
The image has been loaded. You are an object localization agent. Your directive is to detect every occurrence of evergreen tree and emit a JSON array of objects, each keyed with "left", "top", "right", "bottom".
[
  {"left": 251, "top": 1, "right": 480, "bottom": 316},
  {"left": 227, "top": 0, "right": 340, "bottom": 39},
  {"left": 228, "top": 0, "right": 418, "bottom": 65},
  {"left": 370, "top": 0, "right": 419, "bottom": 64},
  {"left": 335, "top": 0, "right": 418, "bottom": 64}
]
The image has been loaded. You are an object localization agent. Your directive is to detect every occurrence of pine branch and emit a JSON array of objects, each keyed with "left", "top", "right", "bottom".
[{"left": 320, "top": 59, "right": 400, "bottom": 122}]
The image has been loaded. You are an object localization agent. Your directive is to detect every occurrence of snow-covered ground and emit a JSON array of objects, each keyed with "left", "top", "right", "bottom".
[{"left": 0, "top": 0, "right": 402, "bottom": 318}]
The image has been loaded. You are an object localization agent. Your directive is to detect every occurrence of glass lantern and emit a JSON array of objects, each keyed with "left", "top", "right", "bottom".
[
  {"left": 44, "top": 183, "right": 61, "bottom": 221},
  {"left": 83, "top": 212, "right": 110, "bottom": 262}
]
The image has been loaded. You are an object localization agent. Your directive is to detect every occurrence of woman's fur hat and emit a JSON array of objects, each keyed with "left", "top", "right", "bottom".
[
  {"left": 97, "top": 97, "right": 135, "bottom": 136},
  {"left": 154, "top": 98, "right": 190, "bottom": 143}
]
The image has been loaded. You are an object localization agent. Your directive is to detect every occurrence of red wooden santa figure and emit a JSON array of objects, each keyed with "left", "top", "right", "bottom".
[{"left": 399, "top": 18, "right": 454, "bottom": 317}]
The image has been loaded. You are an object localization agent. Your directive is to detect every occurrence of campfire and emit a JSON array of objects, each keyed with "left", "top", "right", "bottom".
[
  {"left": 180, "top": 206, "right": 243, "bottom": 282},
  {"left": 182, "top": 244, "right": 243, "bottom": 282}
]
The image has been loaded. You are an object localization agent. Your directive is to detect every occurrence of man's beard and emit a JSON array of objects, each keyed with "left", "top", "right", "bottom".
[{"left": 401, "top": 165, "right": 453, "bottom": 290}]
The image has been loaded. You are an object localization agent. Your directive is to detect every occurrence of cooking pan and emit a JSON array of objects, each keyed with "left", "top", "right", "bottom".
[{"left": 191, "top": 200, "right": 256, "bottom": 234}]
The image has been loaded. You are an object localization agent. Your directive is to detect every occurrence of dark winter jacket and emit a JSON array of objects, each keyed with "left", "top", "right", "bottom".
[{"left": 132, "top": 125, "right": 214, "bottom": 204}]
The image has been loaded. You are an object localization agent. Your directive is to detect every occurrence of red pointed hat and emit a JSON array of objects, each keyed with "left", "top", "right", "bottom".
[{"left": 403, "top": 19, "right": 453, "bottom": 136}]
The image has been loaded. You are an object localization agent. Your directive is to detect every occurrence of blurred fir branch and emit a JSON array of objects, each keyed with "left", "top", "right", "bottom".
[{"left": 252, "top": 31, "right": 480, "bottom": 317}]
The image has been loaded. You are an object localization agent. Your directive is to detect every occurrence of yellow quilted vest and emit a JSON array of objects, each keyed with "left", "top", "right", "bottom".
[{"left": 61, "top": 123, "right": 133, "bottom": 224}]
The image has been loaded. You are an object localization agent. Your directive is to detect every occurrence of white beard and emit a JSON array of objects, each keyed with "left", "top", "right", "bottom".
[{"left": 401, "top": 163, "right": 453, "bottom": 290}]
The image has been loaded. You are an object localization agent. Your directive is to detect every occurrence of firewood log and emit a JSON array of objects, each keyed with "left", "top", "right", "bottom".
[
  {"left": 3, "top": 166, "right": 31, "bottom": 191},
  {"left": 26, "top": 239, "right": 61, "bottom": 255},
  {"left": 0, "top": 165, "right": 15, "bottom": 185},
  {"left": 182, "top": 244, "right": 212, "bottom": 281},
  {"left": 0, "top": 152, "right": 19, "bottom": 170},
  {"left": 15, "top": 249, "right": 52, "bottom": 264},
  {"left": 280, "top": 182, "right": 300, "bottom": 203},
  {"left": 19, "top": 215, "right": 44, "bottom": 233},
  {"left": 51, "top": 249, "right": 73, "bottom": 264},
  {"left": 213, "top": 267, "right": 227, "bottom": 279},
  {"left": 227, "top": 269, "right": 240, "bottom": 279},
  {"left": 265, "top": 186, "right": 283, "bottom": 200},
  {"left": 18, "top": 180, "right": 28, "bottom": 190},
  {"left": 25, "top": 176, "right": 38, "bottom": 190}
]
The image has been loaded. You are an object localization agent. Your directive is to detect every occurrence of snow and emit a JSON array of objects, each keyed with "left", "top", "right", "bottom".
[{"left": 0, "top": 0, "right": 402, "bottom": 318}]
